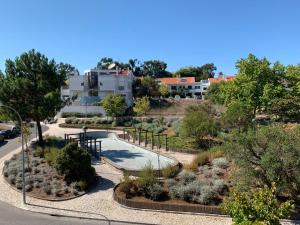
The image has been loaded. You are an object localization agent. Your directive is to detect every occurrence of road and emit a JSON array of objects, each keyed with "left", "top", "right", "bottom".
[
  {"left": 0, "top": 124, "right": 48, "bottom": 158},
  {"left": 0, "top": 201, "right": 142, "bottom": 225}
]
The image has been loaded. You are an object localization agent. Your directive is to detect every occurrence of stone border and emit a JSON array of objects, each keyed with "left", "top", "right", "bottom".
[{"left": 113, "top": 184, "right": 224, "bottom": 215}]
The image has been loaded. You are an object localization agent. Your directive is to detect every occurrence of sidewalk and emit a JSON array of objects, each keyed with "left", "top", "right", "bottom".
[{"left": 0, "top": 122, "right": 232, "bottom": 225}]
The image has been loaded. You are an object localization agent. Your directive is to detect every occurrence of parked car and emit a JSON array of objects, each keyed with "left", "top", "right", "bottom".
[
  {"left": 0, "top": 130, "right": 12, "bottom": 139},
  {"left": 0, "top": 134, "right": 4, "bottom": 142},
  {"left": 0, "top": 127, "right": 19, "bottom": 139}
]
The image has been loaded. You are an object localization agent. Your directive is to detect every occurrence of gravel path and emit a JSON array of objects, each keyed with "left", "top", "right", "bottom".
[{"left": 0, "top": 121, "right": 232, "bottom": 225}]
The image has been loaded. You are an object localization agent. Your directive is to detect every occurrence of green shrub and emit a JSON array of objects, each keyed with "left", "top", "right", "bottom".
[
  {"left": 42, "top": 183, "right": 52, "bottom": 195},
  {"left": 119, "top": 175, "right": 138, "bottom": 197},
  {"left": 146, "top": 183, "right": 164, "bottom": 200},
  {"left": 211, "top": 157, "right": 229, "bottom": 169},
  {"left": 222, "top": 184, "right": 294, "bottom": 225},
  {"left": 55, "top": 143, "right": 96, "bottom": 186},
  {"left": 137, "top": 164, "right": 156, "bottom": 192},
  {"left": 162, "top": 164, "right": 180, "bottom": 179},
  {"left": 166, "top": 178, "right": 177, "bottom": 188},
  {"left": 178, "top": 171, "right": 196, "bottom": 184},
  {"left": 62, "top": 112, "right": 102, "bottom": 118},
  {"left": 45, "top": 147, "right": 59, "bottom": 166},
  {"left": 211, "top": 179, "right": 225, "bottom": 193}
]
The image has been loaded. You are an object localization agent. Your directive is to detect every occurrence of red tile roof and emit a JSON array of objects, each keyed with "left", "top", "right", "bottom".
[
  {"left": 158, "top": 77, "right": 195, "bottom": 85},
  {"left": 208, "top": 76, "right": 235, "bottom": 84}
]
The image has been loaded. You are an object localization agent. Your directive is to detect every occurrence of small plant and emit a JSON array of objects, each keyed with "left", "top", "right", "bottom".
[
  {"left": 166, "top": 178, "right": 177, "bottom": 188},
  {"left": 42, "top": 183, "right": 52, "bottom": 195},
  {"left": 64, "top": 186, "right": 70, "bottom": 193},
  {"left": 146, "top": 183, "right": 164, "bottom": 201},
  {"left": 196, "top": 185, "right": 216, "bottom": 204},
  {"left": 45, "top": 147, "right": 59, "bottom": 166},
  {"left": 16, "top": 183, "right": 22, "bottom": 189},
  {"left": 52, "top": 188, "right": 61, "bottom": 196},
  {"left": 25, "top": 184, "right": 32, "bottom": 192},
  {"left": 162, "top": 164, "right": 180, "bottom": 178},
  {"left": 33, "top": 167, "right": 40, "bottom": 174},
  {"left": 212, "top": 157, "right": 229, "bottom": 169},
  {"left": 33, "top": 182, "right": 40, "bottom": 188},
  {"left": 211, "top": 179, "right": 225, "bottom": 193},
  {"left": 77, "top": 180, "right": 88, "bottom": 191},
  {"left": 137, "top": 163, "right": 156, "bottom": 192},
  {"left": 119, "top": 175, "right": 138, "bottom": 197},
  {"left": 8, "top": 175, "right": 16, "bottom": 185},
  {"left": 178, "top": 171, "right": 196, "bottom": 184}
]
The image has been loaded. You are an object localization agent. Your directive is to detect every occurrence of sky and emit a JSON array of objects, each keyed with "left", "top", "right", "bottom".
[{"left": 0, "top": 0, "right": 300, "bottom": 75}]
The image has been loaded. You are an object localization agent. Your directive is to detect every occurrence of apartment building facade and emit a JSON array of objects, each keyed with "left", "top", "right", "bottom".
[
  {"left": 60, "top": 68, "right": 134, "bottom": 115},
  {"left": 157, "top": 76, "right": 235, "bottom": 99}
]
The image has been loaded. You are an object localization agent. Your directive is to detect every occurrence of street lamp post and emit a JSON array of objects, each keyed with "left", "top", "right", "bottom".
[{"left": 0, "top": 104, "right": 26, "bottom": 204}]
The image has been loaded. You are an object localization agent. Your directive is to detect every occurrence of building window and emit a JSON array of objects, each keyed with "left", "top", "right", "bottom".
[
  {"left": 171, "top": 86, "right": 177, "bottom": 90},
  {"left": 203, "top": 87, "right": 207, "bottom": 91},
  {"left": 118, "top": 86, "right": 125, "bottom": 91},
  {"left": 81, "top": 82, "right": 84, "bottom": 86},
  {"left": 195, "top": 86, "right": 200, "bottom": 89},
  {"left": 188, "top": 86, "right": 192, "bottom": 89}
]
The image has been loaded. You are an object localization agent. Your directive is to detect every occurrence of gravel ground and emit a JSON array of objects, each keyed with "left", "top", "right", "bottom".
[{"left": 0, "top": 121, "right": 233, "bottom": 225}]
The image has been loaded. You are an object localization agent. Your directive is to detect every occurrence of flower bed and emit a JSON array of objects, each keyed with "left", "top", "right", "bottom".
[
  {"left": 114, "top": 183, "right": 223, "bottom": 214},
  {"left": 3, "top": 136, "right": 96, "bottom": 200},
  {"left": 114, "top": 152, "right": 231, "bottom": 213}
]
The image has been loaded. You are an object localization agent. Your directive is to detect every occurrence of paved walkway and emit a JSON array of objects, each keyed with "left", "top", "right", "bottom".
[{"left": 0, "top": 121, "right": 233, "bottom": 225}]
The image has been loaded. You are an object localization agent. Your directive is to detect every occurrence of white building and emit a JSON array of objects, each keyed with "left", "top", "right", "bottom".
[
  {"left": 157, "top": 77, "right": 209, "bottom": 99},
  {"left": 157, "top": 76, "right": 235, "bottom": 99},
  {"left": 60, "top": 68, "right": 134, "bottom": 115}
]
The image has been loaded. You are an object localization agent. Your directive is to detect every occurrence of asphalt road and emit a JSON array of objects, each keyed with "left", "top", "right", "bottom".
[
  {"left": 0, "top": 124, "right": 48, "bottom": 158},
  {"left": 0, "top": 201, "right": 140, "bottom": 225}
]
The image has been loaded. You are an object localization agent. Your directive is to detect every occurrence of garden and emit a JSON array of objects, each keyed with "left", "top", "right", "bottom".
[
  {"left": 115, "top": 148, "right": 230, "bottom": 206},
  {"left": 3, "top": 136, "right": 96, "bottom": 200}
]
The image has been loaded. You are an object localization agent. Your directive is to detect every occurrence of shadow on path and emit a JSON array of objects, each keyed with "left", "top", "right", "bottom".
[{"left": 101, "top": 150, "right": 143, "bottom": 163}]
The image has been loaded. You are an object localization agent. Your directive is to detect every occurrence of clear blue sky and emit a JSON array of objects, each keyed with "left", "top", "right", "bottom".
[{"left": 0, "top": 0, "right": 300, "bottom": 75}]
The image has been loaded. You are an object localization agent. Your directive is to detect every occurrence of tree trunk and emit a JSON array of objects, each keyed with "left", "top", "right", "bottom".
[{"left": 36, "top": 120, "right": 43, "bottom": 143}]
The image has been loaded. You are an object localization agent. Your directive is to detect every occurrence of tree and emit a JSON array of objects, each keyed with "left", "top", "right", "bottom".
[
  {"left": 100, "top": 94, "right": 127, "bottom": 118},
  {"left": 128, "top": 59, "right": 143, "bottom": 76},
  {"left": 96, "top": 57, "right": 130, "bottom": 70},
  {"left": 133, "top": 97, "right": 150, "bottom": 116},
  {"left": 132, "top": 76, "right": 159, "bottom": 98},
  {"left": 225, "top": 125, "right": 300, "bottom": 198},
  {"left": 174, "top": 63, "right": 216, "bottom": 81},
  {"left": 159, "top": 84, "right": 169, "bottom": 98},
  {"left": 96, "top": 57, "right": 114, "bottom": 69},
  {"left": 0, "top": 49, "right": 67, "bottom": 143},
  {"left": 228, "top": 54, "right": 273, "bottom": 117},
  {"left": 222, "top": 101, "right": 253, "bottom": 132},
  {"left": 222, "top": 184, "right": 294, "bottom": 225},
  {"left": 180, "top": 109, "right": 219, "bottom": 147},
  {"left": 142, "top": 60, "right": 170, "bottom": 78}
]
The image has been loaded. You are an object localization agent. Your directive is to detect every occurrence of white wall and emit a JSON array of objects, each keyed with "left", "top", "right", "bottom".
[{"left": 60, "top": 105, "right": 106, "bottom": 116}]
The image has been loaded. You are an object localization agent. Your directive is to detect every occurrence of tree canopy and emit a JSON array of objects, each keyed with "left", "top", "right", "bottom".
[
  {"left": 225, "top": 125, "right": 300, "bottom": 198},
  {"left": 133, "top": 97, "right": 150, "bottom": 116},
  {"left": 207, "top": 54, "right": 300, "bottom": 123},
  {"left": 132, "top": 76, "right": 159, "bottom": 98},
  {"left": 175, "top": 63, "right": 216, "bottom": 81},
  {"left": 0, "top": 49, "right": 69, "bottom": 142},
  {"left": 180, "top": 108, "right": 219, "bottom": 147},
  {"left": 100, "top": 94, "right": 127, "bottom": 117},
  {"left": 222, "top": 183, "right": 294, "bottom": 225}
]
